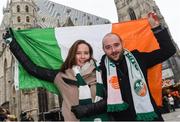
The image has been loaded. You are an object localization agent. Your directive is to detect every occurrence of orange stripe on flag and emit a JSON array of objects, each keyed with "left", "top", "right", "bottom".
[{"left": 112, "top": 19, "right": 162, "bottom": 106}]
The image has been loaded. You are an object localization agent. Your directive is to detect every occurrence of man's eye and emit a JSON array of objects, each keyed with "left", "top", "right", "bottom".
[
  {"left": 114, "top": 43, "right": 120, "bottom": 47},
  {"left": 105, "top": 46, "right": 111, "bottom": 50}
]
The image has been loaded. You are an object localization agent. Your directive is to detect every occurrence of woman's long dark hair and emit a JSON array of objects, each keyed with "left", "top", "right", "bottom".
[{"left": 60, "top": 40, "right": 93, "bottom": 73}]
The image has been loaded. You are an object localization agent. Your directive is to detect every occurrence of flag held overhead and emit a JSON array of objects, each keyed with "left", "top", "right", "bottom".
[{"left": 11, "top": 19, "right": 162, "bottom": 106}]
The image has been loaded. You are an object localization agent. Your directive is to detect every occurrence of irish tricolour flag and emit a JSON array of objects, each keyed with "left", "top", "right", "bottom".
[{"left": 13, "top": 19, "right": 162, "bottom": 106}]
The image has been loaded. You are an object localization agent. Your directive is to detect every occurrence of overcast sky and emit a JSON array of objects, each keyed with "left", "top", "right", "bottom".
[{"left": 0, "top": 0, "right": 179, "bottom": 48}]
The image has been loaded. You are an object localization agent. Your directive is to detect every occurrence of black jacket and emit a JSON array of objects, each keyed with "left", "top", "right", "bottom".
[{"left": 99, "top": 26, "right": 176, "bottom": 121}]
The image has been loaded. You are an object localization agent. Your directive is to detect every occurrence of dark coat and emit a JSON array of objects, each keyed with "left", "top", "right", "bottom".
[{"left": 99, "top": 26, "right": 176, "bottom": 121}]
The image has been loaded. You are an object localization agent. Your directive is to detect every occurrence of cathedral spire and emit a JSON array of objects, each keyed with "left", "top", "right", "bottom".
[
  {"left": 6, "top": 0, "right": 9, "bottom": 7},
  {"left": 9, "top": 0, "right": 12, "bottom": 4},
  {"left": 3, "top": 0, "right": 10, "bottom": 9}
]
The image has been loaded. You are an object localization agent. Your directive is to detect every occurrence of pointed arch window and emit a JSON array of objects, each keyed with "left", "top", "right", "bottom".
[
  {"left": 26, "top": 16, "right": 30, "bottom": 22},
  {"left": 17, "top": 16, "right": 21, "bottom": 22},
  {"left": 128, "top": 8, "right": 136, "bottom": 20},
  {"left": 17, "top": 5, "right": 20, "bottom": 12},
  {"left": 4, "top": 59, "right": 7, "bottom": 101},
  {"left": 25, "top": 5, "right": 29, "bottom": 12},
  {"left": 38, "top": 88, "right": 48, "bottom": 113}
]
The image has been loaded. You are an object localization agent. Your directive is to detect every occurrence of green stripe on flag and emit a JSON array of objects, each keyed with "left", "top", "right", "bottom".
[{"left": 13, "top": 28, "right": 64, "bottom": 94}]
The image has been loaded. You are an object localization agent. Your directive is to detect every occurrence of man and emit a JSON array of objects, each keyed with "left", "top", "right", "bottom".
[{"left": 99, "top": 17, "right": 176, "bottom": 120}]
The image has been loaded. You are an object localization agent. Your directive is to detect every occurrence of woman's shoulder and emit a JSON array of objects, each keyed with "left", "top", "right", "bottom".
[
  {"left": 54, "top": 69, "right": 76, "bottom": 83},
  {"left": 54, "top": 69, "right": 78, "bottom": 86},
  {"left": 57, "top": 69, "right": 75, "bottom": 79},
  {"left": 54, "top": 72, "right": 64, "bottom": 84}
]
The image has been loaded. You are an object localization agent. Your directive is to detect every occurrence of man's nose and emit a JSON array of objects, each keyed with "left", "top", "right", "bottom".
[{"left": 111, "top": 47, "right": 115, "bottom": 52}]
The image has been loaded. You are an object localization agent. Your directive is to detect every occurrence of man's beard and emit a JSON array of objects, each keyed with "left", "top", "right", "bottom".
[
  {"left": 109, "top": 49, "right": 124, "bottom": 61},
  {"left": 111, "top": 51, "right": 120, "bottom": 57},
  {"left": 119, "top": 49, "right": 124, "bottom": 61}
]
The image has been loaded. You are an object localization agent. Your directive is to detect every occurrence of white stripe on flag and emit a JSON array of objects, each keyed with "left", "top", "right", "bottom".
[{"left": 55, "top": 24, "right": 112, "bottom": 63}]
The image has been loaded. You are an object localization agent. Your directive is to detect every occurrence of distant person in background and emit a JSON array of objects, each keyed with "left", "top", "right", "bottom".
[
  {"left": 163, "top": 95, "right": 170, "bottom": 113},
  {"left": 0, "top": 107, "right": 7, "bottom": 121},
  {"left": 168, "top": 94, "right": 175, "bottom": 112},
  {"left": 0, "top": 107, "right": 17, "bottom": 121},
  {"left": 20, "top": 111, "right": 29, "bottom": 121},
  {"left": 172, "top": 91, "right": 180, "bottom": 108}
]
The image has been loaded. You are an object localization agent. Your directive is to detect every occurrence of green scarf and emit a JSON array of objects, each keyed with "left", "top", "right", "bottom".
[{"left": 73, "top": 60, "right": 109, "bottom": 121}]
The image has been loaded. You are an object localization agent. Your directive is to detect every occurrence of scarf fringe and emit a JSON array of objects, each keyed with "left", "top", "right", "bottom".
[
  {"left": 79, "top": 99, "right": 92, "bottom": 105},
  {"left": 107, "top": 103, "right": 129, "bottom": 112},
  {"left": 136, "top": 111, "right": 158, "bottom": 121},
  {"left": 96, "top": 83, "right": 104, "bottom": 97}
]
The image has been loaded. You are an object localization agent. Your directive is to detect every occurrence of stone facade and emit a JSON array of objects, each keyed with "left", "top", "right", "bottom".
[
  {"left": 0, "top": 0, "right": 110, "bottom": 120},
  {"left": 114, "top": 0, "right": 180, "bottom": 83}
]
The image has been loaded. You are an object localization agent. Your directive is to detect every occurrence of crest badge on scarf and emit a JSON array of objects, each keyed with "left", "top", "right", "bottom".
[{"left": 134, "top": 79, "right": 147, "bottom": 97}]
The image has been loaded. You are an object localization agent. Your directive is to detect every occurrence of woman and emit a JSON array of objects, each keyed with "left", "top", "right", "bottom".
[{"left": 4, "top": 32, "right": 108, "bottom": 121}]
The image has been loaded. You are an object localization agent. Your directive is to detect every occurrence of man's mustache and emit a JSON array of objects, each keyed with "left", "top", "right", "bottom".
[{"left": 111, "top": 51, "right": 119, "bottom": 56}]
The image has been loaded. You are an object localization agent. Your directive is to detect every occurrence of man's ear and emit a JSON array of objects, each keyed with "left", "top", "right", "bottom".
[
  {"left": 102, "top": 44, "right": 105, "bottom": 52},
  {"left": 122, "top": 41, "right": 125, "bottom": 48}
]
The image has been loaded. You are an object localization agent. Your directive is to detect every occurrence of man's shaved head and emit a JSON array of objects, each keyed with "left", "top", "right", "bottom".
[{"left": 102, "top": 33, "right": 124, "bottom": 61}]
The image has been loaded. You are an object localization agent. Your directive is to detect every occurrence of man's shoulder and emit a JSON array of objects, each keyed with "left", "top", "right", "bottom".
[
  {"left": 131, "top": 49, "right": 140, "bottom": 55},
  {"left": 99, "top": 54, "right": 106, "bottom": 70},
  {"left": 100, "top": 54, "right": 106, "bottom": 63},
  {"left": 130, "top": 49, "right": 146, "bottom": 61}
]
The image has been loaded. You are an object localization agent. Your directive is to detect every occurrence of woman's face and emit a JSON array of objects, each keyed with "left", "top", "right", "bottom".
[{"left": 75, "top": 43, "right": 90, "bottom": 67}]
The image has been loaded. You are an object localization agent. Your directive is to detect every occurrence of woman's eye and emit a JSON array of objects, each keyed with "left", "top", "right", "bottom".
[
  {"left": 84, "top": 52, "right": 89, "bottom": 55},
  {"left": 76, "top": 52, "right": 81, "bottom": 55}
]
